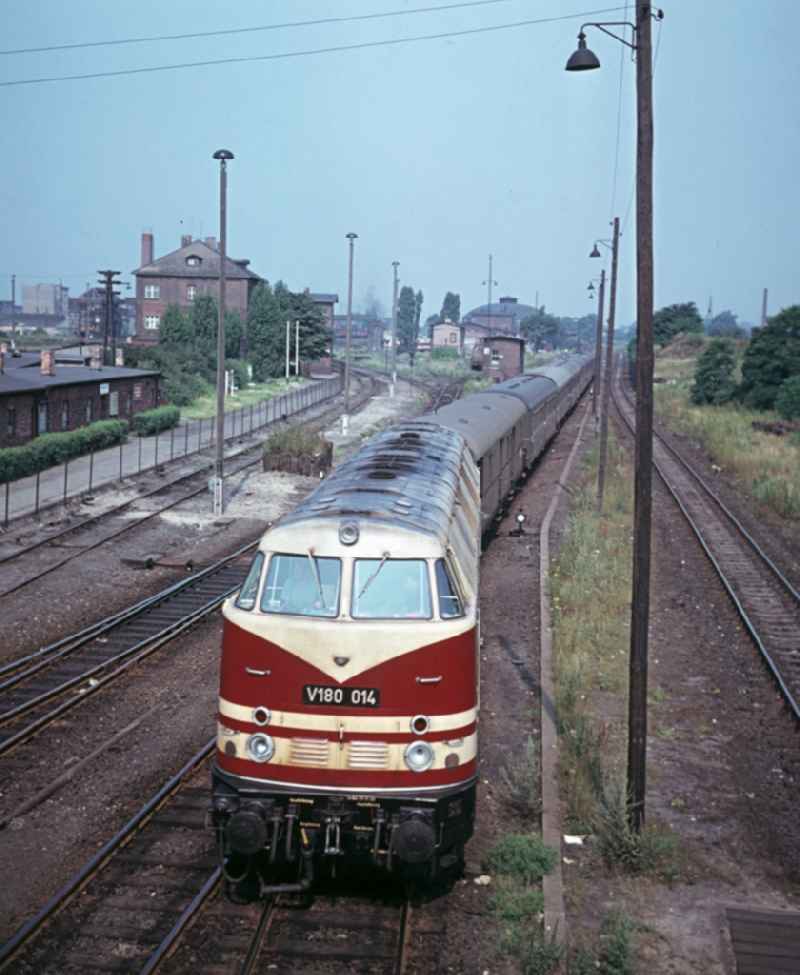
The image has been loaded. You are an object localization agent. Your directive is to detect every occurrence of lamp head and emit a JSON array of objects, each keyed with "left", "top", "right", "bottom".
[
  {"left": 346, "top": 232, "right": 358, "bottom": 241},
  {"left": 590, "top": 243, "right": 602, "bottom": 258},
  {"left": 213, "top": 149, "right": 234, "bottom": 160},
  {"left": 566, "top": 32, "right": 601, "bottom": 71}
]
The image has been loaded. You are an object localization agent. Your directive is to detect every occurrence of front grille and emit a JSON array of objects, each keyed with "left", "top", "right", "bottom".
[
  {"left": 289, "top": 737, "right": 330, "bottom": 767},
  {"left": 348, "top": 740, "right": 390, "bottom": 770}
]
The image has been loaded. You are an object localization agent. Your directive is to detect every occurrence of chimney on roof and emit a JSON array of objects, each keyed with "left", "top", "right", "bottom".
[
  {"left": 141, "top": 232, "right": 154, "bottom": 266},
  {"left": 498, "top": 296, "right": 517, "bottom": 304},
  {"left": 205, "top": 236, "right": 217, "bottom": 250},
  {"left": 40, "top": 349, "right": 55, "bottom": 376},
  {"left": 181, "top": 234, "right": 192, "bottom": 248}
]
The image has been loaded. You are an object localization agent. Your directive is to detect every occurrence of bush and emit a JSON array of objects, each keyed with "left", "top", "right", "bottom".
[
  {"left": 497, "top": 735, "right": 541, "bottom": 816},
  {"left": 739, "top": 305, "right": 800, "bottom": 409},
  {"left": 430, "top": 346, "right": 460, "bottom": 361},
  {"left": 226, "top": 358, "right": 250, "bottom": 391},
  {"left": 775, "top": 375, "right": 800, "bottom": 421},
  {"left": 690, "top": 338, "right": 737, "bottom": 405},
  {"left": 131, "top": 405, "right": 181, "bottom": 436},
  {"left": 0, "top": 419, "right": 128, "bottom": 484},
  {"left": 485, "top": 834, "right": 557, "bottom": 884}
]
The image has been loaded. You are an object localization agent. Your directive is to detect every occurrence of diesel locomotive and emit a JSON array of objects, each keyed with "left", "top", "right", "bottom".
[{"left": 209, "top": 354, "right": 592, "bottom": 896}]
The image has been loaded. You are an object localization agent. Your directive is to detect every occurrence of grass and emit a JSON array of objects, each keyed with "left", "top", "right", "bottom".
[
  {"left": 654, "top": 353, "right": 800, "bottom": 518},
  {"left": 496, "top": 734, "right": 541, "bottom": 817},
  {"left": 180, "top": 377, "right": 308, "bottom": 420}
]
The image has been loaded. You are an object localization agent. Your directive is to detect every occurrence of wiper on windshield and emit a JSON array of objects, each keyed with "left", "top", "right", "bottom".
[
  {"left": 358, "top": 552, "right": 391, "bottom": 599},
  {"left": 306, "top": 548, "right": 326, "bottom": 608}
]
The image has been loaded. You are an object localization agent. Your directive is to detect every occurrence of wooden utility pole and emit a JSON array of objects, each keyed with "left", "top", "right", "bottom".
[
  {"left": 343, "top": 233, "right": 358, "bottom": 433},
  {"left": 761, "top": 288, "right": 768, "bottom": 327},
  {"left": 212, "top": 148, "right": 234, "bottom": 516},
  {"left": 592, "top": 268, "right": 606, "bottom": 418},
  {"left": 391, "top": 261, "right": 399, "bottom": 397},
  {"left": 596, "top": 218, "right": 619, "bottom": 512},
  {"left": 627, "top": 1, "right": 656, "bottom": 833},
  {"left": 97, "top": 269, "right": 121, "bottom": 367}
]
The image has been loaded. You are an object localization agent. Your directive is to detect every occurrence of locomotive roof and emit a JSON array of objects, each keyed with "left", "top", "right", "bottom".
[
  {"left": 427, "top": 391, "right": 526, "bottom": 460},
  {"left": 277, "top": 421, "right": 468, "bottom": 541}
]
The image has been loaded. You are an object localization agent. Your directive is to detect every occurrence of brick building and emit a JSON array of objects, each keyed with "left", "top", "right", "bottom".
[
  {"left": 461, "top": 296, "right": 536, "bottom": 337},
  {"left": 432, "top": 320, "right": 464, "bottom": 351},
  {"left": 332, "top": 315, "right": 384, "bottom": 355},
  {"left": 132, "top": 232, "right": 262, "bottom": 343},
  {"left": 309, "top": 293, "right": 338, "bottom": 330},
  {"left": 0, "top": 351, "right": 160, "bottom": 448},
  {"left": 469, "top": 335, "right": 525, "bottom": 381}
]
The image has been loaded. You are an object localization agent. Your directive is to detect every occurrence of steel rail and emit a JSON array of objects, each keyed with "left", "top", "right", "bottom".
[
  {"left": 0, "top": 538, "right": 257, "bottom": 688},
  {"left": 0, "top": 739, "right": 215, "bottom": 971},
  {"left": 612, "top": 364, "right": 800, "bottom": 722}
]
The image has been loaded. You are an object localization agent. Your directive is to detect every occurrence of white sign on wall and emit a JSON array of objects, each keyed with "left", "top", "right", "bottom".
[{"left": 99, "top": 382, "right": 110, "bottom": 395}]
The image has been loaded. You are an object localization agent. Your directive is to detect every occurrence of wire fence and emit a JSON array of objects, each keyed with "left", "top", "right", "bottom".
[{"left": 2, "top": 376, "right": 342, "bottom": 525}]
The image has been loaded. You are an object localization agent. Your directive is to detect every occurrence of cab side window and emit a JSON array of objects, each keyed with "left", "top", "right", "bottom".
[
  {"left": 235, "top": 552, "right": 264, "bottom": 611},
  {"left": 435, "top": 559, "right": 463, "bottom": 618}
]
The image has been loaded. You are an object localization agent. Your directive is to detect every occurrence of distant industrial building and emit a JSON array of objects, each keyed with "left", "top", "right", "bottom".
[
  {"left": 22, "top": 283, "right": 69, "bottom": 318},
  {"left": 132, "top": 232, "right": 262, "bottom": 343},
  {"left": 332, "top": 315, "right": 384, "bottom": 355},
  {"left": 0, "top": 348, "right": 160, "bottom": 447}
]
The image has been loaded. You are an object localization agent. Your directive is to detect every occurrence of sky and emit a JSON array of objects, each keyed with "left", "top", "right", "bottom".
[{"left": 1, "top": 0, "right": 798, "bottom": 328}]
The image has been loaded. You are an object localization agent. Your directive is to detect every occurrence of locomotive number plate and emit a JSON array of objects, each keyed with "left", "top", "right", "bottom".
[{"left": 303, "top": 684, "right": 380, "bottom": 707}]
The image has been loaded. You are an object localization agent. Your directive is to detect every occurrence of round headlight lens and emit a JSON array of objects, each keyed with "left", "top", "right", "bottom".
[
  {"left": 404, "top": 740, "right": 434, "bottom": 773},
  {"left": 246, "top": 733, "right": 275, "bottom": 763}
]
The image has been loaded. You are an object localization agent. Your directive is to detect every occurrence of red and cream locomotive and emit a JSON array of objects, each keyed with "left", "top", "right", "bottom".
[{"left": 209, "top": 355, "right": 593, "bottom": 895}]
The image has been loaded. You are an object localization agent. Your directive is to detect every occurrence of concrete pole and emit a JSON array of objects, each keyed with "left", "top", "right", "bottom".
[
  {"left": 212, "top": 149, "right": 233, "bottom": 516},
  {"left": 596, "top": 218, "right": 619, "bottom": 513},
  {"left": 342, "top": 232, "right": 358, "bottom": 433},
  {"left": 391, "top": 261, "right": 399, "bottom": 398},
  {"left": 592, "top": 268, "right": 606, "bottom": 419},
  {"left": 295, "top": 320, "right": 300, "bottom": 378},
  {"left": 285, "top": 320, "right": 290, "bottom": 381}
]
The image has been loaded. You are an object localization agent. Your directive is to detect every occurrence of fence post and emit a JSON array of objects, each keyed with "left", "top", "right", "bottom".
[
  {"left": 119, "top": 440, "right": 123, "bottom": 481},
  {"left": 170, "top": 426, "right": 175, "bottom": 461},
  {"left": 4, "top": 481, "right": 9, "bottom": 527},
  {"left": 185, "top": 422, "right": 189, "bottom": 457},
  {"left": 138, "top": 435, "right": 142, "bottom": 473},
  {"left": 250, "top": 403, "right": 254, "bottom": 434},
  {"left": 64, "top": 458, "right": 69, "bottom": 502},
  {"left": 198, "top": 419, "right": 202, "bottom": 451},
  {"left": 89, "top": 451, "right": 94, "bottom": 493},
  {"left": 155, "top": 432, "right": 159, "bottom": 468},
  {"left": 35, "top": 470, "right": 40, "bottom": 515}
]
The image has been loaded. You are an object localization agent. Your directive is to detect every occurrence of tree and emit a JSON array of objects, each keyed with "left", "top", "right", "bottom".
[
  {"left": 775, "top": 376, "right": 800, "bottom": 421},
  {"left": 440, "top": 291, "right": 461, "bottom": 323},
  {"left": 396, "top": 286, "right": 417, "bottom": 353},
  {"left": 189, "top": 294, "right": 219, "bottom": 371},
  {"left": 425, "top": 313, "right": 440, "bottom": 338},
  {"left": 707, "top": 309, "right": 744, "bottom": 339},
  {"left": 739, "top": 305, "right": 800, "bottom": 409},
  {"left": 159, "top": 304, "right": 192, "bottom": 347},
  {"left": 691, "top": 338, "right": 737, "bottom": 405},
  {"left": 225, "top": 310, "right": 245, "bottom": 359},
  {"left": 652, "top": 302, "right": 703, "bottom": 346},
  {"left": 521, "top": 307, "right": 559, "bottom": 350},
  {"left": 287, "top": 289, "right": 330, "bottom": 362},
  {"left": 363, "top": 286, "right": 384, "bottom": 321},
  {"left": 246, "top": 282, "right": 282, "bottom": 381}
]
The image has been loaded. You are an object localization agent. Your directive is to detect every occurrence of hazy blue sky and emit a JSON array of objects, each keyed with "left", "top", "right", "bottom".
[{"left": 1, "top": 0, "right": 797, "bottom": 327}]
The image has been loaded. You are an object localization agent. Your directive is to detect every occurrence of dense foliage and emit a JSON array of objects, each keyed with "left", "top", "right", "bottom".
[
  {"left": 246, "top": 283, "right": 329, "bottom": 381},
  {"left": 652, "top": 302, "right": 703, "bottom": 346},
  {"left": 775, "top": 375, "right": 800, "bottom": 421},
  {"left": 440, "top": 291, "right": 461, "bottom": 323},
  {"left": 0, "top": 419, "right": 128, "bottom": 483},
  {"left": 707, "top": 309, "right": 745, "bottom": 339},
  {"left": 738, "top": 305, "right": 800, "bottom": 409},
  {"left": 130, "top": 405, "right": 181, "bottom": 436},
  {"left": 396, "top": 285, "right": 418, "bottom": 354},
  {"left": 690, "top": 338, "right": 737, "bottom": 405}
]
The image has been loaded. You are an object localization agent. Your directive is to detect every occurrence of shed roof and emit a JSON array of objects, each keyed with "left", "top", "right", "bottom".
[{"left": 0, "top": 365, "right": 160, "bottom": 396}]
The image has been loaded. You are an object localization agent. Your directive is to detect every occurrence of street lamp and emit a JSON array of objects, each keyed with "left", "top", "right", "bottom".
[
  {"left": 483, "top": 254, "right": 497, "bottom": 333},
  {"left": 391, "top": 261, "right": 400, "bottom": 398},
  {"left": 567, "top": 5, "right": 663, "bottom": 833},
  {"left": 212, "top": 148, "right": 234, "bottom": 515},
  {"left": 342, "top": 232, "right": 358, "bottom": 433}
]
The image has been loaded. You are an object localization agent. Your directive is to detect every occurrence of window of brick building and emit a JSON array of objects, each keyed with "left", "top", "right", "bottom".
[
  {"left": 186, "top": 256, "right": 201, "bottom": 267},
  {"left": 144, "top": 284, "right": 160, "bottom": 299},
  {"left": 186, "top": 285, "right": 196, "bottom": 302},
  {"left": 133, "top": 383, "right": 143, "bottom": 401},
  {"left": 109, "top": 391, "right": 119, "bottom": 417},
  {"left": 7, "top": 406, "right": 16, "bottom": 437},
  {"left": 61, "top": 401, "right": 69, "bottom": 430},
  {"left": 144, "top": 315, "right": 161, "bottom": 330},
  {"left": 85, "top": 399, "right": 93, "bottom": 423}
]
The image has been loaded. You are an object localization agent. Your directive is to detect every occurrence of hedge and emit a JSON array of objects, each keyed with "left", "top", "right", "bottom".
[
  {"left": 130, "top": 405, "right": 181, "bottom": 436},
  {"left": 0, "top": 419, "right": 128, "bottom": 484}
]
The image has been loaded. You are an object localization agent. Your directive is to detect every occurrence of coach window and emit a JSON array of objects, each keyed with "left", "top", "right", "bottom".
[
  {"left": 352, "top": 559, "right": 432, "bottom": 619},
  {"left": 260, "top": 553, "right": 341, "bottom": 618},
  {"left": 235, "top": 551, "right": 264, "bottom": 611},
  {"left": 435, "top": 559, "right": 463, "bottom": 619}
]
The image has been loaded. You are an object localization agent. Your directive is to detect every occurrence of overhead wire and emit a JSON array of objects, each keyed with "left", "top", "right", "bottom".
[
  {"left": 2, "top": 0, "right": 520, "bottom": 56},
  {"left": 0, "top": 6, "right": 629, "bottom": 88}
]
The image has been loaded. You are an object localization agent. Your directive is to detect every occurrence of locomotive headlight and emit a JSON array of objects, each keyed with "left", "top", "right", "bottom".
[
  {"left": 404, "top": 740, "right": 434, "bottom": 773},
  {"left": 246, "top": 733, "right": 275, "bottom": 763}
]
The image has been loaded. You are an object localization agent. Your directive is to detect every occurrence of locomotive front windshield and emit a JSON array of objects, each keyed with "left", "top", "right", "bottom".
[
  {"left": 352, "top": 558, "right": 432, "bottom": 619},
  {"left": 260, "top": 553, "right": 341, "bottom": 618}
]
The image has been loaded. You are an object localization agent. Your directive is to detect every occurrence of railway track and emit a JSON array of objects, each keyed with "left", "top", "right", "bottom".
[
  {"left": 0, "top": 373, "right": 380, "bottom": 600},
  {"left": 613, "top": 363, "right": 800, "bottom": 721},
  {"left": 0, "top": 542, "right": 254, "bottom": 766}
]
